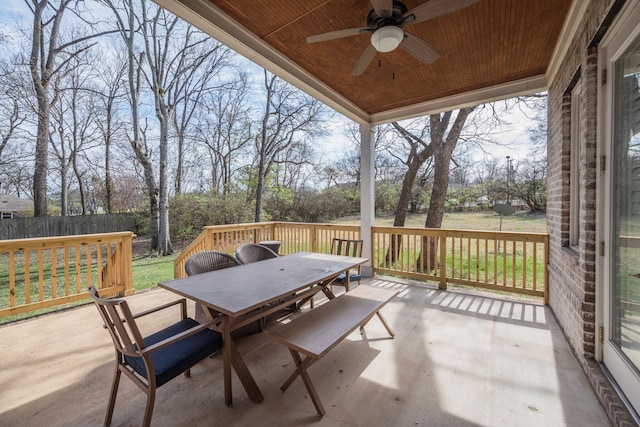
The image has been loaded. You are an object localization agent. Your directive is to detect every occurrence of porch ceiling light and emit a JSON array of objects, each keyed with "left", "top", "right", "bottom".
[{"left": 370, "top": 26, "right": 404, "bottom": 53}]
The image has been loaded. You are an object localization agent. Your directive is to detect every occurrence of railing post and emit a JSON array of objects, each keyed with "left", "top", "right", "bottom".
[
  {"left": 311, "top": 224, "right": 317, "bottom": 253},
  {"left": 203, "top": 227, "right": 213, "bottom": 250},
  {"left": 544, "top": 234, "right": 549, "bottom": 305},
  {"left": 122, "top": 232, "right": 135, "bottom": 296},
  {"left": 439, "top": 232, "right": 447, "bottom": 290}
]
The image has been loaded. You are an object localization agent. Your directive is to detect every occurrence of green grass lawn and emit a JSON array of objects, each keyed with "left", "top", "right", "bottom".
[
  {"left": 337, "top": 210, "right": 547, "bottom": 233},
  {"left": 132, "top": 253, "right": 179, "bottom": 291}
]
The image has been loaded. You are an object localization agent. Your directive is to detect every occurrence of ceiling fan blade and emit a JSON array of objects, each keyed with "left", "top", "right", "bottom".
[
  {"left": 400, "top": 32, "right": 440, "bottom": 64},
  {"left": 403, "top": 0, "right": 480, "bottom": 25},
  {"left": 370, "top": 0, "right": 393, "bottom": 18},
  {"left": 307, "top": 27, "right": 370, "bottom": 44},
  {"left": 352, "top": 45, "right": 377, "bottom": 76}
]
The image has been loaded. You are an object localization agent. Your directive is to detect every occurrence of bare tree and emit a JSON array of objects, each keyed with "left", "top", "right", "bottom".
[
  {"left": 253, "top": 70, "right": 327, "bottom": 222},
  {"left": 0, "top": 55, "right": 29, "bottom": 189},
  {"left": 511, "top": 153, "right": 546, "bottom": 212},
  {"left": 171, "top": 38, "right": 231, "bottom": 195},
  {"left": 379, "top": 109, "right": 474, "bottom": 267},
  {"left": 385, "top": 120, "right": 437, "bottom": 227},
  {"left": 49, "top": 49, "right": 101, "bottom": 215},
  {"left": 196, "top": 72, "right": 253, "bottom": 195},
  {"left": 119, "top": 0, "right": 229, "bottom": 254},
  {"left": 104, "top": 0, "right": 218, "bottom": 255},
  {"left": 101, "top": 0, "right": 163, "bottom": 249},
  {"left": 24, "top": 0, "right": 113, "bottom": 216},
  {"left": 0, "top": 57, "right": 32, "bottom": 197},
  {"left": 93, "top": 53, "right": 128, "bottom": 213}
]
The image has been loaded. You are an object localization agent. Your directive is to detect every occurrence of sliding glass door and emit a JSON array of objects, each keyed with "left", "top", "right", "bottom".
[{"left": 604, "top": 14, "right": 640, "bottom": 414}]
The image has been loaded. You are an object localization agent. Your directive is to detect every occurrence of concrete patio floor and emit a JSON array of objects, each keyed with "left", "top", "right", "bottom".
[{"left": 0, "top": 277, "right": 610, "bottom": 427}]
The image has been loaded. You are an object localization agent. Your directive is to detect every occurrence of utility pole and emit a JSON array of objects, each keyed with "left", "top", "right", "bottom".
[{"left": 506, "top": 155, "right": 512, "bottom": 205}]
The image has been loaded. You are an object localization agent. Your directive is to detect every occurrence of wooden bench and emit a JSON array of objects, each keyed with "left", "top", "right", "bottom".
[{"left": 266, "top": 284, "right": 398, "bottom": 416}]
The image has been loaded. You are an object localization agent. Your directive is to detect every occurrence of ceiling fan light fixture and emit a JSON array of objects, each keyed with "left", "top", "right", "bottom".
[{"left": 371, "top": 26, "right": 403, "bottom": 53}]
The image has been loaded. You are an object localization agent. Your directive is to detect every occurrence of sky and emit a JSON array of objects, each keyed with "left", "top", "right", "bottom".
[{"left": 0, "top": 0, "right": 27, "bottom": 23}]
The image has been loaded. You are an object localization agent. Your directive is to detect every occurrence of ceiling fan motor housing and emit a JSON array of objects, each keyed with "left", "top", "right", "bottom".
[{"left": 366, "top": 1, "right": 409, "bottom": 28}]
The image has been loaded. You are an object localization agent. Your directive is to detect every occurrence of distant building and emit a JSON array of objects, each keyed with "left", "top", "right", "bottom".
[{"left": 0, "top": 194, "right": 33, "bottom": 219}]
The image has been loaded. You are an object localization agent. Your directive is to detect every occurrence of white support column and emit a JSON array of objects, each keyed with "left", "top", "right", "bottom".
[{"left": 360, "top": 123, "right": 376, "bottom": 277}]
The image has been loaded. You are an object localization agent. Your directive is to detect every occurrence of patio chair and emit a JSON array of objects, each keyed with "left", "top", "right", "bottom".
[
  {"left": 185, "top": 250, "right": 240, "bottom": 275},
  {"left": 89, "top": 286, "right": 222, "bottom": 427},
  {"left": 235, "top": 243, "right": 278, "bottom": 264},
  {"left": 185, "top": 250, "right": 263, "bottom": 337},
  {"left": 329, "top": 238, "right": 363, "bottom": 292}
]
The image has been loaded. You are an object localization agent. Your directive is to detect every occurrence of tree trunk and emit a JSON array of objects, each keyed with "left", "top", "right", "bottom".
[
  {"left": 157, "top": 113, "right": 173, "bottom": 255},
  {"left": 255, "top": 71, "right": 274, "bottom": 222},
  {"left": 385, "top": 159, "right": 422, "bottom": 266},
  {"left": 60, "top": 162, "right": 68, "bottom": 216},
  {"left": 33, "top": 97, "right": 50, "bottom": 217},
  {"left": 418, "top": 133, "right": 457, "bottom": 272}
]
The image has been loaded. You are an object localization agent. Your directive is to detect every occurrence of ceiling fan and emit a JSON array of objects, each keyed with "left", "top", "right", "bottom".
[{"left": 306, "top": 0, "right": 480, "bottom": 76}]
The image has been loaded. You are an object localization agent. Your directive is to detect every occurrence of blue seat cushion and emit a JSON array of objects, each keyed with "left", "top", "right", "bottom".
[
  {"left": 333, "top": 271, "right": 362, "bottom": 284},
  {"left": 125, "top": 318, "right": 222, "bottom": 387}
]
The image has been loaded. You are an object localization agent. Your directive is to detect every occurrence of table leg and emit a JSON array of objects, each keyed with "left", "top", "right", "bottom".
[
  {"left": 230, "top": 339, "right": 264, "bottom": 403},
  {"left": 221, "top": 315, "right": 264, "bottom": 404},
  {"left": 321, "top": 285, "right": 336, "bottom": 300},
  {"left": 222, "top": 317, "right": 233, "bottom": 405}
]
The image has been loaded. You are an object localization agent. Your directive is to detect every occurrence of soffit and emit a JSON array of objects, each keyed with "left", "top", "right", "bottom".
[{"left": 158, "top": 0, "right": 573, "bottom": 123}]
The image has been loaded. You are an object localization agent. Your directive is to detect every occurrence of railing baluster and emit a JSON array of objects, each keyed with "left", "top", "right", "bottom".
[
  {"left": 51, "top": 248, "right": 57, "bottom": 299},
  {"left": 25, "top": 251, "right": 31, "bottom": 304},
  {"left": 9, "top": 251, "right": 15, "bottom": 308},
  {"left": 64, "top": 247, "right": 70, "bottom": 296},
  {"left": 75, "top": 245, "right": 81, "bottom": 294},
  {"left": 38, "top": 248, "right": 44, "bottom": 302},
  {"left": 484, "top": 239, "right": 488, "bottom": 284},
  {"left": 512, "top": 241, "right": 517, "bottom": 288},
  {"left": 467, "top": 237, "right": 471, "bottom": 281},
  {"left": 86, "top": 244, "right": 92, "bottom": 288},
  {"left": 533, "top": 242, "right": 538, "bottom": 291},
  {"left": 522, "top": 241, "right": 527, "bottom": 289}
]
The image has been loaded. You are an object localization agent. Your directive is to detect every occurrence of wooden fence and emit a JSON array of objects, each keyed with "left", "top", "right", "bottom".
[
  {"left": 0, "top": 232, "right": 134, "bottom": 318},
  {"left": 0, "top": 213, "right": 136, "bottom": 240}
]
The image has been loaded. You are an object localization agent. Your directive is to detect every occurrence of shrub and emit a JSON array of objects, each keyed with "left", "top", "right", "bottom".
[{"left": 169, "top": 193, "right": 254, "bottom": 243}]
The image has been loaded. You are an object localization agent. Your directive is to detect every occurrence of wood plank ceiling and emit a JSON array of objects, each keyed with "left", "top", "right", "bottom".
[{"left": 205, "top": 0, "right": 571, "bottom": 115}]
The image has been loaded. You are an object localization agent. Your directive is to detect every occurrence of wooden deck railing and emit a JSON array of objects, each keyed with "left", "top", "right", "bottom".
[
  {"left": 174, "top": 222, "right": 548, "bottom": 302},
  {"left": 0, "top": 232, "right": 134, "bottom": 317},
  {"left": 372, "top": 227, "right": 548, "bottom": 302},
  {"left": 0, "top": 222, "right": 548, "bottom": 318},
  {"left": 174, "top": 222, "right": 360, "bottom": 278}
]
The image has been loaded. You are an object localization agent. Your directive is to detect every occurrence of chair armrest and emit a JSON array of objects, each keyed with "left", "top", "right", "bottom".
[
  {"left": 139, "top": 318, "right": 217, "bottom": 355},
  {"left": 133, "top": 298, "right": 187, "bottom": 320}
]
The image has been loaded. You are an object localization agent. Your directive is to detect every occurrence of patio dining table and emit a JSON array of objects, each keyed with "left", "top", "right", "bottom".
[{"left": 158, "top": 251, "right": 368, "bottom": 405}]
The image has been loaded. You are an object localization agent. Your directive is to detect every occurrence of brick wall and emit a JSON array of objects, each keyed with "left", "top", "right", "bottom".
[{"left": 547, "top": 1, "right": 637, "bottom": 425}]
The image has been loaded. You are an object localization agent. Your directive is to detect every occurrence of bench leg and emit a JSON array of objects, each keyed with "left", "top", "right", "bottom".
[
  {"left": 281, "top": 349, "right": 325, "bottom": 416},
  {"left": 376, "top": 311, "right": 395, "bottom": 337},
  {"left": 358, "top": 311, "right": 395, "bottom": 338}
]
